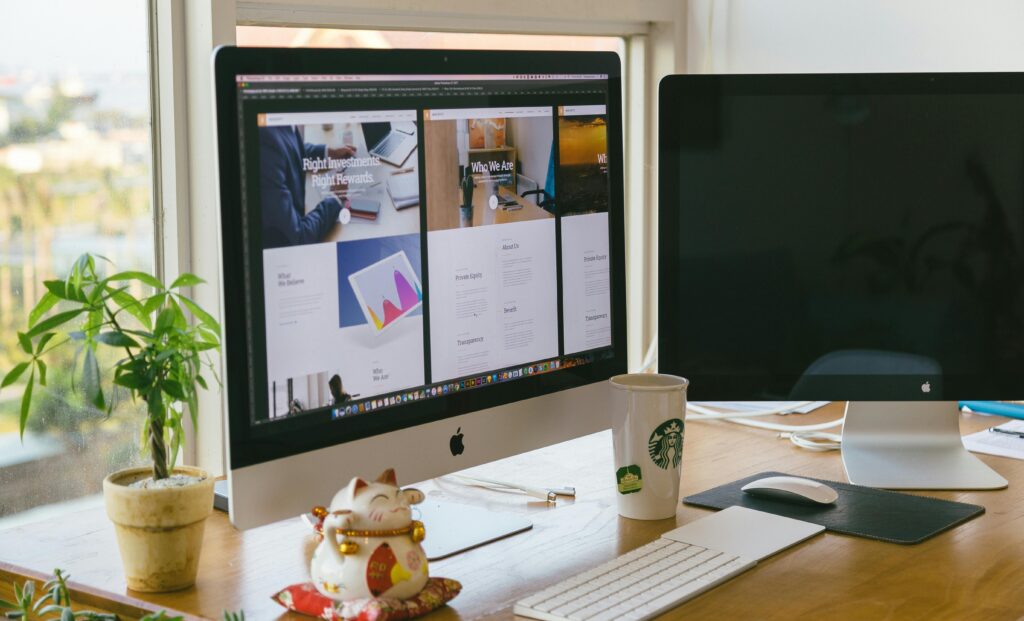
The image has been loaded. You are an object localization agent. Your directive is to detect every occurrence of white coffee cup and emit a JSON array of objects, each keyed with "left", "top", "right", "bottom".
[{"left": 609, "top": 373, "right": 689, "bottom": 520}]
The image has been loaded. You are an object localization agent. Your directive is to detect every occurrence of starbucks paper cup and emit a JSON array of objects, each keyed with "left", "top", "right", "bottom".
[{"left": 609, "top": 374, "right": 688, "bottom": 520}]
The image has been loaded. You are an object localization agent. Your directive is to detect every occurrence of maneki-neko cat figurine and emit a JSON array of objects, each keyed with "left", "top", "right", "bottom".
[{"left": 311, "top": 469, "right": 429, "bottom": 601}]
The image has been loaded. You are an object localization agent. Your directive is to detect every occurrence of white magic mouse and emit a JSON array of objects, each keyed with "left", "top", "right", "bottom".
[{"left": 741, "top": 476, "right": 838, "bottom": 505}]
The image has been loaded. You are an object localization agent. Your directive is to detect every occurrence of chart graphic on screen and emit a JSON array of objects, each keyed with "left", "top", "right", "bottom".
[{"left": 348, "top": 250, "right": 424, "bottom": 334}]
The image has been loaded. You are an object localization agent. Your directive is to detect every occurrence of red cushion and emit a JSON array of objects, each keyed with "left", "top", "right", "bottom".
[{"left": 272, "top": 577, "right": 462, "bottom": 621}]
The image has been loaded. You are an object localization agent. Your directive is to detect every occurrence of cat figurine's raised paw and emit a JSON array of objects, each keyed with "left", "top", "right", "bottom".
[{"left": 310, "top": 469, "right": 429, "bottom": 601}]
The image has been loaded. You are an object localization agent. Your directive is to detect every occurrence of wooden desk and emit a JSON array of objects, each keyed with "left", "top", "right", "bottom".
[
  {"left": 2, "top": 404, "right": 1023, "bottom": 619},
  {"left": 468, "top": 184, "right": 552, "bottom": 227}
]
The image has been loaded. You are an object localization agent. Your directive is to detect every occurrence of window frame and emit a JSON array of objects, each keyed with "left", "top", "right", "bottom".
[{"left": 154, "top": 0, "right": 685, "bottom": 474}]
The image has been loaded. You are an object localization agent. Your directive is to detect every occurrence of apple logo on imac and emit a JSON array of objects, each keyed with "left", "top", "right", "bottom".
[
  {"left": 921, "top": 381, "right": 931, "bottom": 394},
  {"left": 450, "top": 427, "right": 465, "bottom": 456}
]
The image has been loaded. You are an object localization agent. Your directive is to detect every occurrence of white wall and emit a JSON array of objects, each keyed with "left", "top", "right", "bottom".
[
  {"left": 509, "top": 117, "right": 554, "bottom": 194},
  {"left": 687, "top": 0, "right": 1024, "bottom": 73}
]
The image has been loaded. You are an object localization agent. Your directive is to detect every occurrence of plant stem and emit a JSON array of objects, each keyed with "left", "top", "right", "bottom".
[
  {"left": 105, "top": 299, "right": 171, "bottom": 480},
  {"left": 150, "top": 411, "right": 169, "bottom": 480}
]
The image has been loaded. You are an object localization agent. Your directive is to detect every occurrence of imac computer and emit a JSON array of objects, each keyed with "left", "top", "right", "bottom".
[
  {"left": 659, "top": 72, "right": 1023, "bottom": 490},
  {"left": 212, "top": 48, "right": 626, "bottom": 532}
]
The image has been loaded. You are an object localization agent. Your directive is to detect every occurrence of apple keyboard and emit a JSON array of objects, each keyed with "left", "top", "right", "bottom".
[
  {"left": 514, "top": 538, "right": 753, "bottom": 621},
  {"left": 514, "top": 506, "right": 824, "bottom": 621}
]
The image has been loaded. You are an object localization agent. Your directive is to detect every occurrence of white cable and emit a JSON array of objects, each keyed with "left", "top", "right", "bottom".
[
  {"left": 686, "top": 402, "right": 845, "bottom": 451},
  {"left": 688, "top": 402, "right": 815, "bottom": 420},
  {"left": 707, "top": 414, "right": 845, "bottom": 433},
  {"left": 782, "top": 432, "right": 842, "bottom": 451}
]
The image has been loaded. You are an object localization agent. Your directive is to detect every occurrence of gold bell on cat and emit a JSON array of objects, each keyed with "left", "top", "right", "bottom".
[
  {"left": 411, "top": 520, "right": 426, "bottom": 543},
  {"left": 338, "top": 539, "right": 360, "bottom": 555}
]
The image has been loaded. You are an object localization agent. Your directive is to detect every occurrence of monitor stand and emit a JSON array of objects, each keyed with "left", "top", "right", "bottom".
[
  {"left": 841, "top": 401, "right": 1007, "bottom": 490},
  {"left": 214, "top": 481, "right": 532, "bottom": 560}
]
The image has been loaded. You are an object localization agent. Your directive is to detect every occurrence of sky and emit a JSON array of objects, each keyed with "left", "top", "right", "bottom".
[{"left": 0, "top": 0, "right": 148, "bottom": 77}]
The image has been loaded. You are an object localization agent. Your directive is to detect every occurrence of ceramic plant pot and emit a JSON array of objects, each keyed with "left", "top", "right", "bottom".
[{"left": 103, "top": 465, "right": 214, "bottom": 592}]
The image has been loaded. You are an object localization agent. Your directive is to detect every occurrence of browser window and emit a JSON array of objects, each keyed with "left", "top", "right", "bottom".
[{"left": 234, "top": 73, "right": 614, "bottom": 425}]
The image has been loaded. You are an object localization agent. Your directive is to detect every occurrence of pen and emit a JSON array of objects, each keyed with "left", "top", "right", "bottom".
[{"left": 989, "top": 427, "right": 1024, "bottom": 439}]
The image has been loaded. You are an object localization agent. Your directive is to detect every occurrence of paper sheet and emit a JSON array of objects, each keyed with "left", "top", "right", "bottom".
[{"left": 963, "top": 420, "right": 1024, "bottom": 461}]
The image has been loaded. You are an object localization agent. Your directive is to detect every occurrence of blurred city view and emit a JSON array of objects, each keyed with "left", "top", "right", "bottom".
[{"left": 0, "top": 1, "right": 152, "bottom": 526}]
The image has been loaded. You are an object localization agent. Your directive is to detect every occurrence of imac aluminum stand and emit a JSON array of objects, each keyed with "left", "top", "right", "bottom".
[{"left": 841, "top": 401, "right": 1007, "bottom": 490}]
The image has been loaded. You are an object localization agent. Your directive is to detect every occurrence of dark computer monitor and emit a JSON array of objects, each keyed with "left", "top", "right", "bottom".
[
  {"left": 658, "top": 72, "right": 1024, "bottom": 489},
  {"left": 213, "top": 47, "right": 626, "bottom": 529}
]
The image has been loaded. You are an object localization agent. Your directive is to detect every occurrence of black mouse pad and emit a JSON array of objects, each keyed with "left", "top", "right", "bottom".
[{"left": 683, "top": 471, "right": 985, "bottom": 544}]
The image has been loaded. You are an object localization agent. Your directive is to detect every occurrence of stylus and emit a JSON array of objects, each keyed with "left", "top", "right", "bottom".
[{"left": 959, "top": 401, "right": 1024, "bottom": 420}]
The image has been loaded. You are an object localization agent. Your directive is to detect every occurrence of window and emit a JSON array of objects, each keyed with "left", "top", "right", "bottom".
[
  {"left": 0, "top": 0, "right": 154, "bottom": 528},
  {"left": 235, "top": 27, "right": 625, "bottom": 59}
]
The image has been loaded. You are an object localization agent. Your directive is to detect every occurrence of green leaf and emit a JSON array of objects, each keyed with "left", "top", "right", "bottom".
[
  {"left": 198, "top": 331, "right": 220, "bottom": 348},
  {"left": 61, "top": 606, "right": 74, "bottom": 621},
  {"left": 169, "top": 298, "right": 187, "bottom": 330},
  {"left": 84, "top": 308, "right": 104, "bottom": 339},
  {"left": 95, "top": 332, "right": 138, "bottom": 348},
  {"left": 19, "top": 369, "right": 35, "bottom": 441},
  {"left": 169, "top": 273, "right": 205, "bottom": 289},
  {"left": 16, "top": 335, "right": 38, "bottom": 358},
  {"left": 36, "top": 359, "right": 47, "bottom": 387},
  {"left": 66, "top": 282, "right": 87, "bottom": 303},
  {"left": 195, "top": 375, "right": 208, "bottom": 390},
  {"left": 106, "top": 270, "right": 163, "bottom": 289},
  {"left": 28, "top": 291, "right": 59, "bottom": 327},
  {"left": 142, "top": 292, "right": 167, "bottom": 315},
  {"left": 2, "top": 362, "right": 30, "bottom": 388},
  {"left": 169, "top": 417, "right": 182, "bottom": 469},
  {"left": 162, "top": 380, "right": 187, "bottom": 401},
  {"left": 107, "top": 286, "right": 151, "bottom": 329},
  {"left": 0, "top": 598, "right": 17, "bottom": 609},
  {"left": 25, "top": 309, "right": 85, "bottom": 338},
  {"left": 179, "top": 296, "right": 220, "bottom": 334},
  {"left": 82, "top": 347, "right": 104, "bottom": 410},
  {"left": 113, "top": 373, "right": 148, "bottom": 390},
  {"left": 155, "top": 307, "right": 177, "bottom": 333},
  {"left": 154, "top": 349, "right": 176, "bottom": 363},
  {"left": 43, "top": 280, "right": 70, "bottom": 300},
  {"left": 35, "top": 332, "right": 55, "bottom": 355},
  {"left": 16, "top": 332, "right": 32, "bottom": 355}
]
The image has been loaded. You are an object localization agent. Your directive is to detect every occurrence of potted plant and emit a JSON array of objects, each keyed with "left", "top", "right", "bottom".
[{"left": 3, "top": 254, "right": 222, "bottom": 593}]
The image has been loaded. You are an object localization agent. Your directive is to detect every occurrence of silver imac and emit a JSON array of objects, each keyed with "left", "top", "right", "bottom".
[{"left": 212, "top": 47, "right": 627, "bottom": 533}]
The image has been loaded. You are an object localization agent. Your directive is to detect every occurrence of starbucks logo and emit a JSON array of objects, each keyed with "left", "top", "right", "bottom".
[{"left": 648, "top": 418, "right": 684, "bottom": 470}]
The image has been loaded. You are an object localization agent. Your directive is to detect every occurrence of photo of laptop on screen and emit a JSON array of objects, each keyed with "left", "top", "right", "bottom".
[{"left": 363, "top": 121, "right": 417, "bottom": 167}]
